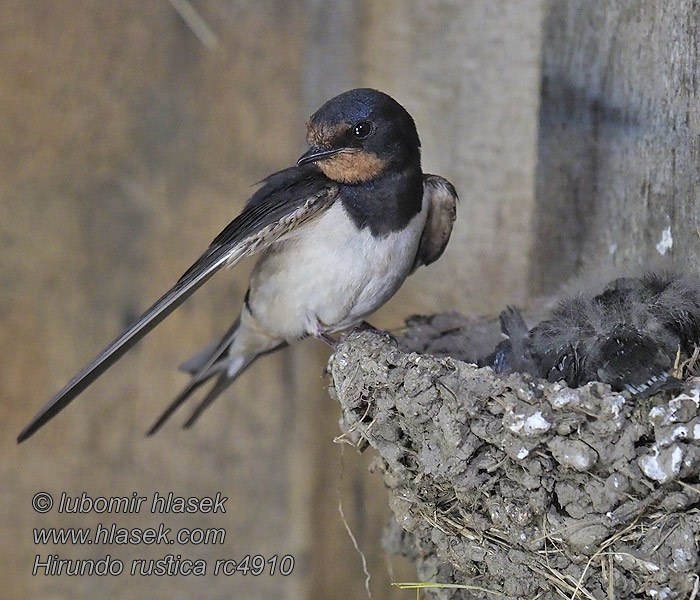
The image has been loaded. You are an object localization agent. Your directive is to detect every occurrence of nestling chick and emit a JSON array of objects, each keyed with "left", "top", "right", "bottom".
[{"left": 481, "top": 271, "right": 700, "bottom": 394}]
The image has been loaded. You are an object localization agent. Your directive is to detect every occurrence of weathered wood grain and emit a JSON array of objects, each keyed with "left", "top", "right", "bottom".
[{"left": 532, "top": 0, "right": 700, "bottom": 294}]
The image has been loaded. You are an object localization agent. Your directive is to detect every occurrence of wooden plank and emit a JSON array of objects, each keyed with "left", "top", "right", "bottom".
[{"left": 532, "top": 0, "right": 700, "bottom": 294}]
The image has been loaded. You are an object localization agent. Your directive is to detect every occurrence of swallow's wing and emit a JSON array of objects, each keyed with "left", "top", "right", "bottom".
[
  {"left": 410, "top": 174, "right": 458, "bottom": 273},
  {"left": 18, "top": 166, "right": 339, "bottom": 442}
]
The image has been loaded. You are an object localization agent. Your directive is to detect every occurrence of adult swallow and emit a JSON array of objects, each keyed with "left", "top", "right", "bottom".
[{"left": 18, "top": 88, "right": 457, "bottom": 442}]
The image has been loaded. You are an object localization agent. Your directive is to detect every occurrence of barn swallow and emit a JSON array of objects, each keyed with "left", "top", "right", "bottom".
[
  {"left": 18, "top": 88, "right": 458, "bottom": 442},
  {"left": 481, "top": 271, "right": 700, "bottom": 394}
]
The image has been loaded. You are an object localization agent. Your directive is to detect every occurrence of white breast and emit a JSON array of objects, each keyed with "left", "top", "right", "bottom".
[{"left": 247, "top": 198, "right": 427, "bottom": 340}]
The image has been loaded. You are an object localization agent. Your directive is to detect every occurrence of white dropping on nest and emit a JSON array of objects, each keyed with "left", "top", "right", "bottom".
[{"left": 508, "top": 411, "right": 551, "bottom": 435}]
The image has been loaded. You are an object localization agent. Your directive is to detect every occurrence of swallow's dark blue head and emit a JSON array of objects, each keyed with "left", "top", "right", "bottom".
[{"left": 297, "top": 88, "right": 421, "bottom": 184}]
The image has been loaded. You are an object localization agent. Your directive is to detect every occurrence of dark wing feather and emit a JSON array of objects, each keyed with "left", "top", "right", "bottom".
[
  {"left": 410, "top": 174, "right": 458, "bottom": 273},
  {"left": 18, "top": 165, "right": 338, "bottom": 442}
]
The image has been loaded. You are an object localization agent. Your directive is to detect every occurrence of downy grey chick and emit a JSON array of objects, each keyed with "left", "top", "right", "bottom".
[{"left": 480, "top": 271, "right": 700, "bottom": 394}]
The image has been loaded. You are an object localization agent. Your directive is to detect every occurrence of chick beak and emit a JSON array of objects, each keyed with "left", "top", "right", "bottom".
[{"left": 296, "top": 147, "right": 346, "bottom": 167}]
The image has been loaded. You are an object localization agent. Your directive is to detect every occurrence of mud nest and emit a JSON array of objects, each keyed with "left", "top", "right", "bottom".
[{"left": 328, "top": 314, "right": 700, "bottom": 600}]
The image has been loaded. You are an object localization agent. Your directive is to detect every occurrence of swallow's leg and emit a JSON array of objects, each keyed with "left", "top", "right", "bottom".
[{"left": 313, "top": 322, "right": 337, "bottom": 347}]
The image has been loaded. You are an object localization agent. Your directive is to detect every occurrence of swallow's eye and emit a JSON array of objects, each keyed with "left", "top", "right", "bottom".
[{"left": 352, "top": 121, "right": 372, "bottom": 139}]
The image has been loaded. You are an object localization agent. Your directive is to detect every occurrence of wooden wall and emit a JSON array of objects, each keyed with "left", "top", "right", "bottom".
[{"left": 532, "top": 1, "right": 700, "bottom": 294}]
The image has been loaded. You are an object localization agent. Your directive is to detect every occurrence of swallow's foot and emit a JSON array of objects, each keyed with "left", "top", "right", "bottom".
[{"left": 313, "top": 323, "right": 337, "bottom": 347}]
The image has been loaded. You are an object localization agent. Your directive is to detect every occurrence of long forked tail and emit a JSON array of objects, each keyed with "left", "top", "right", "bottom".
[
  {"left": 146, "top": 321, "right": 286, "bottom": 435},
  {"left": 17, "top": 250, "right": 234, "bottom": 443}
]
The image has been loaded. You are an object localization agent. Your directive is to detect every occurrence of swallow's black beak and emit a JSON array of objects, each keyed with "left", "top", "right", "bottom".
[{"left": 296, "top": 147, "right": 345, "bottom": 167}]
